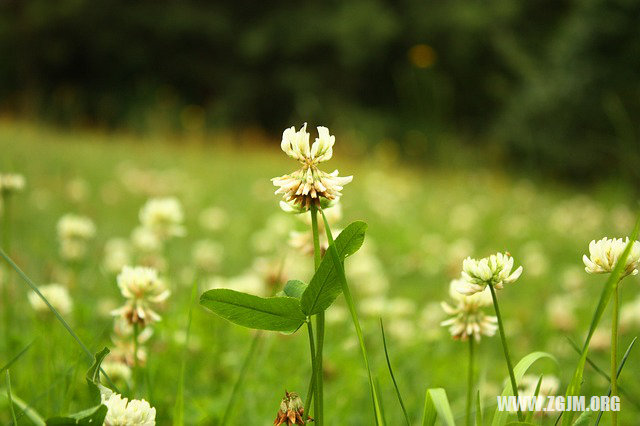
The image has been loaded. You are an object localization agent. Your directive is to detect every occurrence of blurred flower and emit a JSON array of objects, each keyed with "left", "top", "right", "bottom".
[
  {"left": 519, "top": 374, "right": 560, "bottom": 415},
  {"left": 139, "top": 197, "right": 185, "bottom": 239},
  {"left": 65, "top": 178, "right": 90, "bottom": 202},
  {"left": 192, "top": 239, "right": 223, "bottom": 272},
  {"left": 206, "top": 271, "right": 266, "bottom": 296},
  {"left": 57, "top": 214, "right": 96, "bottom": 261},
  {"left": 546, "top": 295, "right": 576, "bottom": 331},
  {"left": 28, "top": 284, "right": 72, "bottom": 315},
  {"left": 103, "top": 238, "right": 132, "bottom": 274},
  {"left": 441, "top": 279, "right": 497, "bottom": 342},
  {"left": 459, "top": 252, "right": 523, "bottom": 295},
  {"left": 0, "top": 173, "right": 26, "bottom": 194},
  {"left": 408, "top": 44, "right": 436, "bottom": 68},
  {"left": 272, "top": 124, "right": 352, "bottom": 211},
  {"left": 101, "top": 391, "right": 156, "bottom": 426},
  {"left": 101, "top": 360, "right": 132, "bottom": 388},
  {"left": 582, "top": 237, "right": 640, "bottom": 277},
  {"left": 110, "top": 318, "right": 152, "bottom": 366},
  {"left": 131, "top": 226, "right": 162, "bottom": 253},
  {"left": 198, "top": 206, "right": 228, "bottom": 231},
  {"left": 112, "top": 266, "right": 170, "bottom": 327},
  {"left": 620, "top": 295, "right": 640, "bottom": 332}
]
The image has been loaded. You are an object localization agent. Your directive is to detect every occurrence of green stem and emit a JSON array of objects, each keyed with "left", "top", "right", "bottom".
[
  {"left": 220, "top": 331, "right": 261, "bottom": 426},
  {"left": 2, "top": 193, "right": 12, "bottom": 352},
  {"left": 488, "top": 283, "right": 523, "bottom": 422},
  {"left": 6, "top": 371, "right": 17, "bottom": 425},
  {"left": 133, "top": 322, "right": 140, "bottom": 396},
  {"left": 320, "top": 210, "right": 384, "bottom": 424},
  {"left": 304, "top": 320, "right": 316, "bottom": 421},
  {"left": 466, "top": 337, "right": 474, "bottom": 426},
  {"left": 309, "top": 204, "right": 324, "bottom": 426},
  {"left": 611, "top": 284, "right": 619, "bottom": 426}
]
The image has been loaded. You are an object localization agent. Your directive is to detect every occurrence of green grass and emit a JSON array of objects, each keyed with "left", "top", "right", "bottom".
[{"left": 1, "top": 120, "right": 639, "bottom": 424}]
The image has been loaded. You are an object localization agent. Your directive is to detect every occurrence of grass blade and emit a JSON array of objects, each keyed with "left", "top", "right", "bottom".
[
  {"left": 491, "top": 351, "right": 556, "bottom": 426},
  {"left": 561, "top": 214, "right": 640, "bottom": 426},
  {"left": 1, "top": 389, "right": 46, "bottom": 426},
  {"left": 320, "top": 212, "right": 384, "bottom": 425},
  {"left": 6, "top": 370, "right": 17, "bottom": 425},
  {"left": 1, "top": 341, "right": 34, "bottom": 376},
  {"left": 476, "top": 390, "right": 483, "bottom": 426},
  {"left": 595, "top": 336, "right": 637, "bottom": 426},
  {"left": 0, "top": 249, "right": 118, "bottom": 392},
  {"left": 524, "top": 375, "right": 543, "bottom": 423},
  {"left": 220, "top": 331, "right": 262, "bottom": 426},
  {"left": 173, "top": 280, "right": 198, "bottom": 426},
  {"left": 380, "top": 319, "right": 411, "bottom": 426},
  {"left": 422, "top": 388, "right": 455, "bottom": 426}
]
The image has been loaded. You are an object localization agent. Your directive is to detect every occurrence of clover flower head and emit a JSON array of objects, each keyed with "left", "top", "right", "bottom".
[
  {"left": 101, "top": 392, "right": 156, "bottom": 426},
  {"left": 0, "top": 173, "right": 26, "bottom": 194},
  {"left": 440, "top": 279, "right": 497, "bottom": 342},
  {"left": 112, "top": 266, "right": 170, "bottom": 327},
  {"left": 274, "top": 391, "right": 307, "bottom": 426},
  {"left": 28, "top": 284, "right": 73, "bottom": 315},
  {"left": 57, "top": 214, "right": 96, "bottom": 241},
  {"left": 459, "top": 252, "right": 523, "bottom": 295},
  {"left": 582, "top": 237, "right": 640, "bottom": 277},
  {"left": 272, "top": 124, "right": 352, "bottom": 211},
  {"left": 139, "top": 197, "right": 185, "bottom": 239},
  {"left": 103, "top": 238, "right": 132, "bottom": 274}
]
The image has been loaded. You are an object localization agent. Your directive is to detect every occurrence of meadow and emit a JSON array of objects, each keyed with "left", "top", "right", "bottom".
[{"left": 1, "top": 120, "right": 639, "bottom": 425}]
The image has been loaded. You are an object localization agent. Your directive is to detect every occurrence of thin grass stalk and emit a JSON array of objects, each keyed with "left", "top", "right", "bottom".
[
  {"left": 6, "top": 370, "right": 17, "bottom": 425},
  {"left": 466, "top": 337, "right": 474, "bottom": 426},
  {"left": 610, "top": 284, "right": 619, "bottom": 426},
  {"left": 220, "top": 331, "right": 261, "bottom": 426},
  {"left": 133, "top": 322, "right": 140, "bottom": 396},
  {"left": 304, "top": 320, "right": 316, "bottom": 420},
  {"left": 380, "top": 319, "right": 410, "bottom": 426},
  {"left": 1, "top": 389, "right": 45, "bottom": 426},
  {"left": 1, "top": 193, "right": 13, "bottom": 351},
  {"left": 320, "top": 210, "right": 384, "bottom": 424},
  {"left": 487, "top": 283, "right": 523, "bottom": 422},
  {"left": 173, "top": 280, "right": 198, "bottom": 426},
  {"left": 0, "top": 249, "right": 119, "bottom": 392},
  {"left": 309, "top": 204, "right": 324, "bottom": 425}
]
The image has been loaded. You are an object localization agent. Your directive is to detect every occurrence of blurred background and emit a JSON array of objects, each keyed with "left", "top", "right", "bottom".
[{"left": 1, "top": 0, "right": 639, "bottom": 184}]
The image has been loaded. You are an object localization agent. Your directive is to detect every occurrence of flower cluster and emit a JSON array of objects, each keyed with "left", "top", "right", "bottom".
[
  {"left": 272, "top": 124, "right": 352, "bottom": 211},
  {"left": 101, "top": 390, "right": 156, "bottom": 426},
  {"left": 441, "top": 279, "right": 497, "bottom": 341},
  {"left": 57, "top": 214, "right": 96, "bottom": 261},
  {"left": 27, "top": 284, "right": 73, "bottom": 315},
  {"left": 0, "top": 173, "right": 26, "bottom": 194},
  {"left": 459, "top": 252, "right": 523, "bottom": 295},
  {"left": 112, "top": 266, "right": 170, "bottom": 328},
  {"left": 582, "top": 237, "right": 640, "bottom": 277}
]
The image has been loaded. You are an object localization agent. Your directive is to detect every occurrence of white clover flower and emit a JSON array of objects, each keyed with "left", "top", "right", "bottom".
[
  {"left": 57, "top": 214, "right": 96, "bottom": 241},
  {"left": 198, "top": 206, "right": 228, "bottom": 231},
  {"left": 272, "top": 124, "right": 352, "bottom": 211},
  {"left": 0, "top": 173, "right": 26, "bottom": 194},
  {"left": 131, "top": 226, "right": 162, "bottom": 253},
  {"left": 459, "top": 252, "right": 523, "bottom": 295},
  {"left": 112, "top": 266, "right": 170, "bottom": 327},
  {"left": 139, "top": 197, "right": 185, "bottom": 239},
  {"left": 103, "top": 238, "right": 132, "bottom": 274},
  {"left": 192, "top": 239, "right": 223, "bottom": 272},
  {"left": 582, "top": 237, "right": 640, "bottom": 277},
  {"left": 101, "top": 360, "right": 132, "bottom": 387},
  {"left": 441, "top": 279, "right": 497, "bottom": 342},
  {"left": 101, "top": 392, "right": 156, "bottom": 426},
  {"left": 28, "top": 284, "right": 73, "bottom": 315}
]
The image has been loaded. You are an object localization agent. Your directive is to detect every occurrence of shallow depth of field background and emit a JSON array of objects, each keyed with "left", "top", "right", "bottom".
[{"left": 1, "top": 0, "right": 640, "bottom": 424}]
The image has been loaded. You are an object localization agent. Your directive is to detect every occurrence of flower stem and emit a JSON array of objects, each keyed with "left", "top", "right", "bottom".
[
  {"left": 133, "top": 322, "right": 140, "bottom": 395},
  {"left": 488, "top": 283, "right": 523, "bottom": 421},
  {"left": 309, "top": 204, "right": 324, "bottom": 426},
  {"left": 466, "top": 337, "right": 474, "bottom": 426},
  {"left": 611, "top": 284, "right": 619, "bottom": 426}
]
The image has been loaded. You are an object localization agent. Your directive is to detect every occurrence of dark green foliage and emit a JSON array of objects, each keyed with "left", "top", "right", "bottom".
[{"left": 0, "top": 0, "right": 638, "bottom": 180}]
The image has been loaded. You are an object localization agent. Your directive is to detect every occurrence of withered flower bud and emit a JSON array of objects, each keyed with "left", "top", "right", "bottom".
[{"left": 274, "top": 391, "right": 310, "bottom": 425}]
